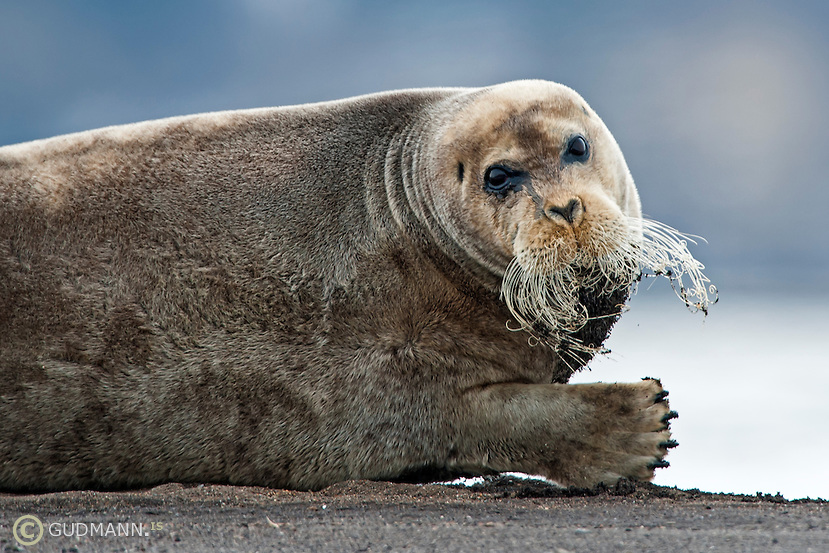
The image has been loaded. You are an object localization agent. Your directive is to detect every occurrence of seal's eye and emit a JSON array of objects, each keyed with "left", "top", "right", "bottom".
[
  {"left": 485, "top": 167, "right": 510, "bottom": 189},
  {"left": 484, "top": 165, "right": 524, "bottom": 196},
  {"left": 565, "top": 135, "right": 589, "bottom": 160},
  {"left": 484, "top": 165, "right": 529, "bottom": 199}
]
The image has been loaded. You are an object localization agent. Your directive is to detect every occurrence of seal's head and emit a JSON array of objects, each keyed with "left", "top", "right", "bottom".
[{"left": 422, "top": 80, "right": 714, "bottom": 368}]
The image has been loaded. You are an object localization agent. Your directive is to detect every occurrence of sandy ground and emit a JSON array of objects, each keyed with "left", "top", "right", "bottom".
[{"left": 1, "top": 477, "right": 827, "bottom": 552}]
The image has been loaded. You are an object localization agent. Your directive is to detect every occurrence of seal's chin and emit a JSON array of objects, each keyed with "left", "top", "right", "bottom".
[
  {"left": 500, "top": 217, "right": 717, "bottom": 372},
  {"left": 500, "top": 246, "right": 638, "bottom": 370}
]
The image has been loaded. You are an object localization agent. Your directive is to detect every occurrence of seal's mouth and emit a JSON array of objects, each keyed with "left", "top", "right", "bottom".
[{"left": 500, "top": 217, "right": 717, "bottom": 371}]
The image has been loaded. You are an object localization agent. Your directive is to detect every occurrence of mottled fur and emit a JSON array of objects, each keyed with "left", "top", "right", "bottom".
[{"left": 0, "top": 81, "right": 671, "bottom": 492}]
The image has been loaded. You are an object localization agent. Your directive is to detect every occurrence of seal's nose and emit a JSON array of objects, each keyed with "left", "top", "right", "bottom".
[{"left": 544, "top": 197, "right": 583, "bottom": 225}]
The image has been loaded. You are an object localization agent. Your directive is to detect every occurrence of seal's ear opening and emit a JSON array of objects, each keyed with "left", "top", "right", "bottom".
[{"left": 457, "top": 162, "right": 465, "bottom": 182}]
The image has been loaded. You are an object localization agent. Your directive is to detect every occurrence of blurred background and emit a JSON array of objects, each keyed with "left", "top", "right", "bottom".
[{"left": 1, "top": 0, "right": 826, "bottom": 499}]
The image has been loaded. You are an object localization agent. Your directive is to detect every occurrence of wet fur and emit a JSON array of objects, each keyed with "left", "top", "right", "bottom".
[{"left": 0, "top": 81, "right": 673, "bottom": 491}]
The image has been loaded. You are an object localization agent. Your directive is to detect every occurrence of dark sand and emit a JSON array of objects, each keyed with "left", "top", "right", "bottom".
[{"left": 2, "top": 477, "right": 827, "bottom": 552}]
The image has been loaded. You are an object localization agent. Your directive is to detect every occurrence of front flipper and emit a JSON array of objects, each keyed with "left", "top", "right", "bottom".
[{"left": 452, "top": 378, "right": 675, "bottom": 487}]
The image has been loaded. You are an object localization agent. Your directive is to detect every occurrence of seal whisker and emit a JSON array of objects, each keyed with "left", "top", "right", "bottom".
[
  {"left": 636, "top": 217, "right": 718, "bottom": 314},
  {"left": 500, "top": 214, "right": 715, "bottom": 366}
]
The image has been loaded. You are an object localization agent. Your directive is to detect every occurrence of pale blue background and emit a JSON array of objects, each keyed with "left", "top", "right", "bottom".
[{"left": 2, "top": 1, "right": 827, "bottom": 498}]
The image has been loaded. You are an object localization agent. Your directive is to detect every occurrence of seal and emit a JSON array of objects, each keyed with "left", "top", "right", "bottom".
[{"left": 0, "top": 80, "right": 713, "bottom": 492}]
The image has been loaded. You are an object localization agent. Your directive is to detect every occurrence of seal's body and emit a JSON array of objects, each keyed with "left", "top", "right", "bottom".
[{"left": 1, "top": 81, "right": 675, "bottom": 491}]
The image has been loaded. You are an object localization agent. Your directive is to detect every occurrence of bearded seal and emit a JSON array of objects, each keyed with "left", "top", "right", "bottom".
[{"left": 0, "top": 80, "right": 714, "bottom": 492}]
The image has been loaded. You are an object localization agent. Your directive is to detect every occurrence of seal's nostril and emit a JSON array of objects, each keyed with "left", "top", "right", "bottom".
[{"left": 546, "top": 198, "right": 582, "bottom": 224}]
